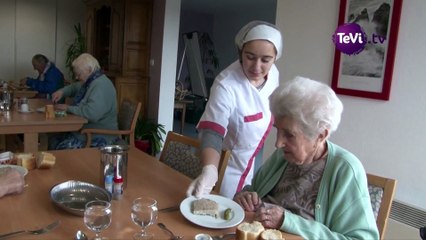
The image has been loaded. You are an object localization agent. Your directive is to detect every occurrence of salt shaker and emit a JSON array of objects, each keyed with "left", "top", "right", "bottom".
[{"left": 113, "top": 176, "right": 123, "bottom": 200}]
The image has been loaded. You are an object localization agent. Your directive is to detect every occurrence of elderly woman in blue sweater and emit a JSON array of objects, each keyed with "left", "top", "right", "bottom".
[
  {"left": 48, "top": 53, "right": 118, "bottom": 149},
  {"left": 233, "top": 76, "right": 379, "bottom": 239}
]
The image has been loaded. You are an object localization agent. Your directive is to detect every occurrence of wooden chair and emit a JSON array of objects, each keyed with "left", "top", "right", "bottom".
[
  {"left": 159, "top": 131, "right": 231, "bottom": 193},
  {"left": 81, "top": 100, "right": 141, "bottom": 148},
  {"left": 367, "top": 173, "right": 397, "bottom": 240}
]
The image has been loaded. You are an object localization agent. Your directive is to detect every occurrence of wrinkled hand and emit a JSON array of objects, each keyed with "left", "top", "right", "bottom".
[
  {"left": 51, "top": 90, "right": 64, "bottom": 104},
  {"left": 54, "top": 104, "right": 68, "bottom": 111},
  {"left": 255, "top": 203, "right": 285, "bottom": 229},
  {"left": 0, "top": 168, "right": 25, "bottom": 198},
  {"left": 233, "top": 191, "right": 263, "bottom": 212},
  {"left": 19, "top": 78, "right": 28, "bottom": 86},
  {"left": 186, "top": 164, "right": 218, "bottom": 198}
]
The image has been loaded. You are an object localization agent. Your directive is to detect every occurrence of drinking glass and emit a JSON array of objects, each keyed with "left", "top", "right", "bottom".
[
  {"left": 131, "top": 196, "right": 158, "bottom": 240},
  {"left": 84, "top": 200, "right": 112, "bottom": 240}
]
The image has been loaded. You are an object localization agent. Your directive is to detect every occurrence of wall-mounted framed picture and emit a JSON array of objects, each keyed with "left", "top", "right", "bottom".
[{"left": 331, "top": 0, "right": 403, "bottom": 100}]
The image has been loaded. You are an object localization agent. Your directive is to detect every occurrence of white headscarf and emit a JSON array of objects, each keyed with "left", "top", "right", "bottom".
[{"left": 235, "top": 20, "right": 283, "bottom": 59}]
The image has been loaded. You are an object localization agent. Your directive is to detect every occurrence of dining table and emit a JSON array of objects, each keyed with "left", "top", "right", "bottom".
[
  {"left": 0, "top": 147, "right": 302, "bottom": 240},
  {"left": 0, "top": 98, "right": 87, "bottom": 153}
]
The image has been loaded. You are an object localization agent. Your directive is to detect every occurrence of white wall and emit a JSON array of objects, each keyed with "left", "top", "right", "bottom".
[
  {"left": 148, "top": 0, "right": 181, "bottom": 137},
  {"left": 0, "top": 0, "right": 85, "bottom": 82},
  {"left": 271, "top": 0, "right": 426, "bottom": 211}
]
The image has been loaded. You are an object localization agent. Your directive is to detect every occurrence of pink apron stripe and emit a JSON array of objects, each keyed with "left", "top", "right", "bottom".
[
  {"left": 198, "top": 121, "right": 226, "bottom": 137},
  {"left": 236, "top": 116, "right": 274, "bottom": 192},
  {"left": 244, "top": 112, "right": 263, "bottom": 122}
]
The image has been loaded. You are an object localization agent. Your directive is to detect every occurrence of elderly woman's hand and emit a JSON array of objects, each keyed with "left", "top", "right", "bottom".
[
  {"left": 54, "top": 104, "right": 68, "bottom": 111},
  {"left": 233, "top": 191, "right": 262, "bottom": 212},
  {"left": 51, "top": 90, "right": 64, "bottom": 104},
  {"left": 0, "top": 168, "right": 25, "bottom": 198},
  {"left": 255, "top": 204, "right": 285, "bottom": 229}
]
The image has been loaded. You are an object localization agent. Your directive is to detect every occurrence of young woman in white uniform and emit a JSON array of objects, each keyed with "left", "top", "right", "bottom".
[{"left": 187, "top": 21, "right": 283, "bottom": 198}]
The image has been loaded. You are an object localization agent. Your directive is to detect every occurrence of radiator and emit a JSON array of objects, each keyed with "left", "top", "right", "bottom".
[{"left": 385, "top": 200, "right": 426, "bottom": 239}]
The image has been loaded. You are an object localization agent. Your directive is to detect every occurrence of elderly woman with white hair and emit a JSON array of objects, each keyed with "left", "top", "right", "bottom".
[
  {"left": 49, "top": 53, "right": 118, "bottom": 149},
  {"left": 233, "top": 76, "right": 379, "bottom": 239},
  {"left": 187, "top": 20, "right": 283, "bottom": 198}
]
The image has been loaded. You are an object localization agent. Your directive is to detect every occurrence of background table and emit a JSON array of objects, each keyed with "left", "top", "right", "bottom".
[
  {"left": 0, "top": 99, "right": 87, "bottom": 152},
  {"left": 0, "top": 148, "right": 302, "bottom": 239}
]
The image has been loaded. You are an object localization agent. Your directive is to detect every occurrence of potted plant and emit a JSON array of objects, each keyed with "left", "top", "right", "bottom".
[
  {"left": 134, "top": 118, "right": 166, "bottom": 156},
  {"left": 65, "top": 23, "right": 86, "bottom": 80}
]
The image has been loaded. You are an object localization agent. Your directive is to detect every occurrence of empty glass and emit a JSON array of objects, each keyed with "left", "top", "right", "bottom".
[
  {"left": 131, "top": 197, "right": 158, "bottom": 240},
  {"left": 84, "top": 200, "right": 112, "bottom": 240}
]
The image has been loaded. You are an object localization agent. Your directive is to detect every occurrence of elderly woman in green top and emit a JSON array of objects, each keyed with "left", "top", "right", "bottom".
[
  {"left": 49, "top": 53, "right": 118, "bottom": 149},
  {"left": 233, "top": 76, "right": 379, "bottom": 239}
]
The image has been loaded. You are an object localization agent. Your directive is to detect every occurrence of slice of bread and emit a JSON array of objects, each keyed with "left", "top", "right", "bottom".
[
  {"left": 36, "top": 152, "right": 56, "bottom": 169},
  {"left": 260, "top": 229, "right": 283, "bottom": 240},
  {"left": 191, "top": 198, "right": 219, "bottom": 218},
  {"left": 236, "top": 221, "right": 265, "bottom": 240},
  {"left": 15, "top": 153, "right": 36, "bottom": 170}
]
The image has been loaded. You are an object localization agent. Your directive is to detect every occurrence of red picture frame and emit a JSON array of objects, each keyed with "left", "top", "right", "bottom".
[{"left": 331, "top": 0, "right": 403, "bottom": 100}]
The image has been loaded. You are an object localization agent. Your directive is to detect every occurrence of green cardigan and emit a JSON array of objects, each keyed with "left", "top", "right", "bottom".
[
  {"left": 246, "top": 141, "right": 379, "bottom": 240},
  {"left": 62, "top": 75, "right": 118, "bottom": 143}
]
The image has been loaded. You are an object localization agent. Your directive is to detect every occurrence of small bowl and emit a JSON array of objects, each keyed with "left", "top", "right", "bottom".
[
  {"left": 54, "top": 110, "right": 67, "bottom": 117},
  {"left": 50, "top": 180, "right": 112, "bottom": 216}
]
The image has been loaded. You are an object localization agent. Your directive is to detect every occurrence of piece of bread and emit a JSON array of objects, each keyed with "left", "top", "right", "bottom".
[
  {"left": 236, "top": 221, "right": 265, "bottom": 240},
  {"left": 37, "top": 152, "right": 56, "bottom": 169},
  {"left": 15, "top": 153, "right": 36, "bottom": 170},
  {"left": 191, "top": 198, "right": 219, "bottom": 218},
  {"left": 260, "top": 229, "right": 283, "bottom": 240}
]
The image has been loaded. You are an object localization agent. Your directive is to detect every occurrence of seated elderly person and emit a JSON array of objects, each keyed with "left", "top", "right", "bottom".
[
  {"left": 20, "top": 54, "right": 64, "bottom": 99},
  {"left": 48, "top": 53, "right": 118, "bottom": 150},
  {"left": 233, "top": 76, "right": 379, "bottom": 239},
  {"left": 0, "top": 168, "right": 25, "bottom": 199}
]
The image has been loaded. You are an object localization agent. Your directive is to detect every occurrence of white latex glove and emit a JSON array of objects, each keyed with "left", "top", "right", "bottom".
[{"left": 186, "top": 164, "right": 218, "bottom": 198}]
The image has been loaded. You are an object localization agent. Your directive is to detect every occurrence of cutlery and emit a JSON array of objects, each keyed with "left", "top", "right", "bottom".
[
  {"left": 74, "top": 230, "right": 88, "bottom": 240},
  {"left": 157, "top": 222, "right": 183, "bottom": 240},
  {"left": 0, "top": 220, "right": 60, "bottom": 239},
  {"left": 159, "top": 205, "right": 180, "bottom": 212},
  {"left": 212, "top": 233, "right": 236, "bottom": 240}
]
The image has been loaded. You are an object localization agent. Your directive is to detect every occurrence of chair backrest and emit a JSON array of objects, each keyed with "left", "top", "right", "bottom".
[
  {"left": 118, "top": 100, "right": 141, "bottom": 147},
  {"left": 367, "top": 173, "right": 397, "bottom": 240},
  {"left": 159, "top": 131, "right": 230, "bottom": 193}
]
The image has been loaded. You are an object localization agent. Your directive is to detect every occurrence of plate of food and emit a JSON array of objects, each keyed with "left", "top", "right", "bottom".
[
  {"left": 0, "top": 165, "right": 28, "bottom": 176},
  {"left": 180, "top": 194, "right": 245, "bottom": 229}
]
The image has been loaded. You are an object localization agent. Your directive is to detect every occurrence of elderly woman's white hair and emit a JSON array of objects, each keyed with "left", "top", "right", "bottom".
[
  {"left": 235, "top": 20, "right": 283, "bottom": 60},
  {"left": 269, "top": 76, "right": 344, "bottom": 139},
  {"left": 72, "top": 53, "right": 100, "bottom": 74}
]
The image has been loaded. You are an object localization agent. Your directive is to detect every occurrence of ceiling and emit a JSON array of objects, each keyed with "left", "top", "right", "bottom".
[{"left": 181, "top": 0, "right": 276, "bottom": 14}]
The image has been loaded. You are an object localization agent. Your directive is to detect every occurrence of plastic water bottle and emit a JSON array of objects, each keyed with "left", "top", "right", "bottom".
[{"left": 104, "top": 175, "right": 113, "bottom": 195}]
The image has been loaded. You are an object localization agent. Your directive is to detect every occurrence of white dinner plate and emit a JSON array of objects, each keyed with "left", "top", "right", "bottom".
[
  {"left": 180, "top": 194, "right": 245, "bottom": 229},
  {"left": 0, "top": 165, "right": 28, "bottom": 176}
]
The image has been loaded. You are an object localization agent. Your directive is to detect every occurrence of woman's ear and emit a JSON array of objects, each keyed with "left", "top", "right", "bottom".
[{"left": 318, "top": 128, "right": 329, "bottom": 143}]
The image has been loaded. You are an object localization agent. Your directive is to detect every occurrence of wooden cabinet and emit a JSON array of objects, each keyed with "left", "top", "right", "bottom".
[
  {"left": 122, "top": 0, "right": 152, "bottom": 77},
  {"left": 84, "top": 0, "right": 152, "bottom": 117}
]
